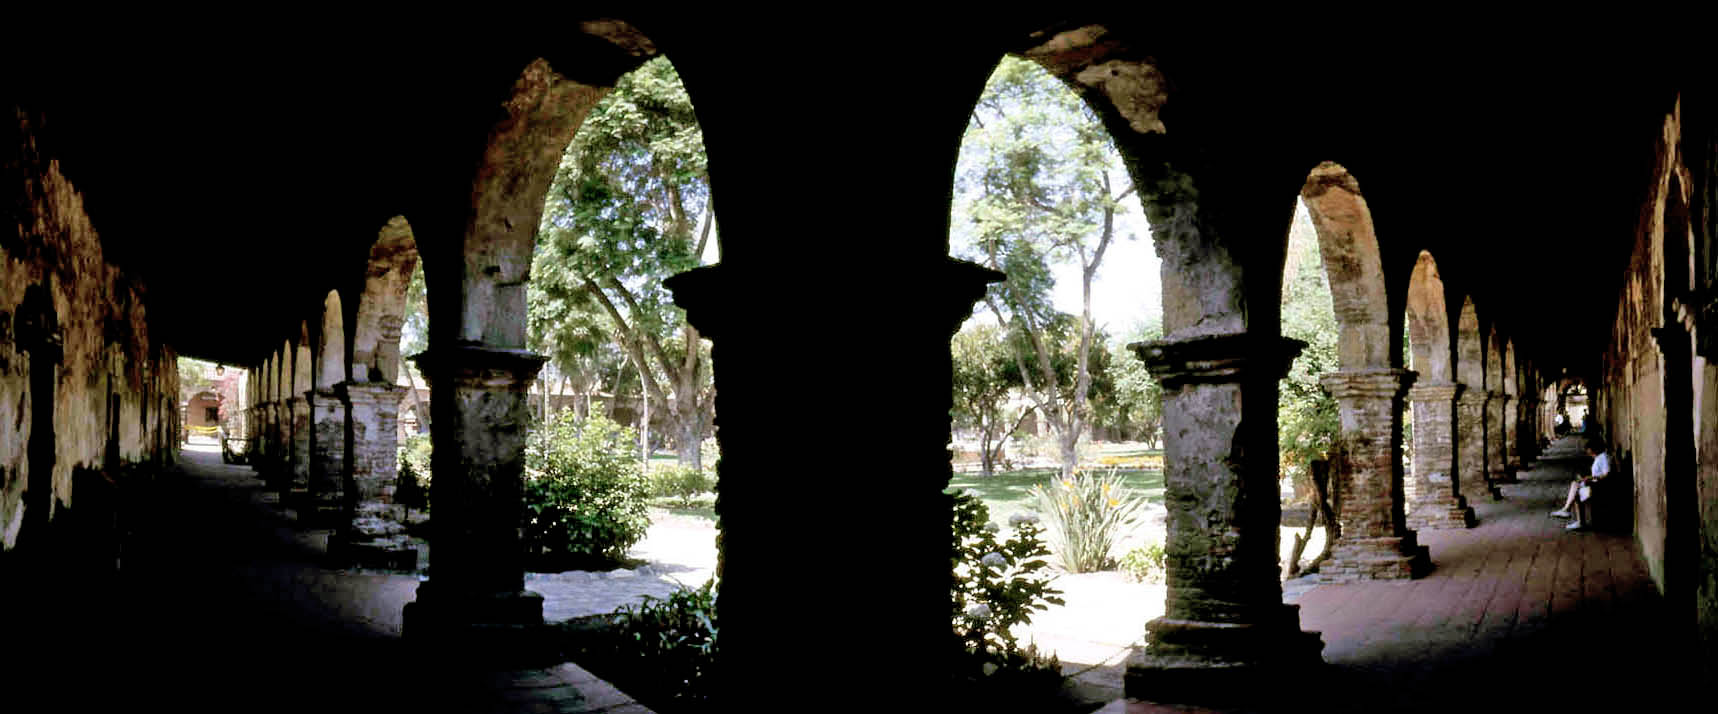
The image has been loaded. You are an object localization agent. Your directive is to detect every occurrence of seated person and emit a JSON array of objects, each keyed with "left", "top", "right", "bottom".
[{"left": 1551, "top": 439, "right": 1610, "bottom": 530}]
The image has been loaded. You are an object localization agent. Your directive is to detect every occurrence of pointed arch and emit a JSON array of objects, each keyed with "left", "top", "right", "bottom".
[
  {"left": 1486, "top": 323, "right": 1505, "bottom": 393},
  {"left": 1301, "top": 161, "right": 1392, "bottom": 369},
  {"left": 1406, "top": 251, "right": 1453, "bottom": 382},
  {"left": 352, "top": 217, "right": 418, "bottom": 383},
  {"left": 1457, "top": 297, "right": 1483, "bottom": 386},
  {"left": 1503, "top": 338, "right": 1518, "bottom": 397},
  {"left": 317, "top": 290, "right": 346, "bottom": 389},
  {"left": 293, "top": 323, "right": 313, "bottom": 395}
]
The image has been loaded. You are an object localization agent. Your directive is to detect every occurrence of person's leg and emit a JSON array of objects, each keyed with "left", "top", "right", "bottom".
[{"left": 1553, "top": 480, "right": 1580, "bottom": 516}]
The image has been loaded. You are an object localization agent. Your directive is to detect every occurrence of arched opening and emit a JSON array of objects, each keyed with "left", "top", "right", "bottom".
[
  {"left": 1403, "top": 251, "right": 1474, "bottom": 529},
  {"left": 946, "top": 51, "right": 1161, "bottom": 689},
  {"left": 1292, "top": 162, "right": 1426, "bottom": 580},
  {"left": 317, "top": 290, "right": 346, "bottom": 390}
]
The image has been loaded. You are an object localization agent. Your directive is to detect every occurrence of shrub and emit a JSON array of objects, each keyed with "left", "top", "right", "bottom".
[
  {"left": 396, "top": 433, "right": 433, "bottom": 510},
  {"left": 522, "top": 408, "right": 652, "bottom": 568},
  {"left": 1031, "top": 468, "right": 1148, "bottom": 573},
  {"left": 603, "top": 578, "right": 720, "bottom": 707},
  {"left": 950, "top": 489, "right": 1064, "bottom": 695},
  {"left": 1119, "top": 540, "right": 1167, "bottom": 584},
  {"left": 649, "top": 465, "right": 713, "bottom": 508}
]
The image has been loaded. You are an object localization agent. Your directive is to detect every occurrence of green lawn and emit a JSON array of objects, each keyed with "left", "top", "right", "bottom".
[{"left": 946, "top": 466, "right": 1166, "bottom": 532}]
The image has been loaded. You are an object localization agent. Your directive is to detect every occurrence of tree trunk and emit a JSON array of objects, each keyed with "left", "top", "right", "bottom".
[{"left": 677, "top": 416, "right": 701, "bottom": 470}]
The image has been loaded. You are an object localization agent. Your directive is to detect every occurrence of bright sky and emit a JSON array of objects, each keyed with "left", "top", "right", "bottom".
[
  {"left": 961, "top": 199, "right": 1163, "bottom": 340},
  {"left": 1049, "top": 203, "right": 1162, "bottom": 339}
]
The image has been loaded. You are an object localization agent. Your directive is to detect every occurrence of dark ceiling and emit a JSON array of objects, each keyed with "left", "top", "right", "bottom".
[{"left": 6, "top": 17, "right": 1694, "bottom": 382}]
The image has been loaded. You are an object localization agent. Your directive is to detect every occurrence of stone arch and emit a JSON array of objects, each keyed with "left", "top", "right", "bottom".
[
  {"left": 293, "top": 323, "right": 312, "bottom": 396},
  {"left": 352, "top": 217, "right": 417, "bottom": 384},
  {"left": 1406, "top": 251, "right": 1452, "bottom": 382},
  {"left": 1503, "top": 338, "right": 1518, "bottom": 397},
  {"left": 1486, "top": 323, "right": 1505, "bottom": 395},
  {"left": 317, "top": 290, "right": 345, "bottom": 390},
  {"left": 1301, "top": 161, "right": 1392, "bottom": 369},
  {"left": 278, "top": 341, "right": 292, "bottom": 402},
  {"left": 1457, "top": 298, "right": 1483, "bottom": 386}
]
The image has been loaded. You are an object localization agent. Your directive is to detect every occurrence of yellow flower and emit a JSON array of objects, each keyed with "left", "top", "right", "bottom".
[{"left": 1107, "top": 498, "right": 1121, "bottom": 508}]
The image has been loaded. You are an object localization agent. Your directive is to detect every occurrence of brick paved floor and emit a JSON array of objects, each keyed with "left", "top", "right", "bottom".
[
  {"left": 6, "top": 444, "right": 649, "bottom": 714},
  {"left": 1107, "top": 436, "right": 1699, "bottom": 713}
]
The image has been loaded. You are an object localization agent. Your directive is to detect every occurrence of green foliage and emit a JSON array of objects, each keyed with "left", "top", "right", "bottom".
[
  {"left": 396, "top": 433, "right": 433, "bottom": 510},
  {"left": 1118, "top": 540, "right": 1167, "bottom": 584},
  {"left": 603, "top": 578, "right": 720, "bottom": 707},
  {"left": 648, "top": 465, "right": 713, "bottom": 508},
  {"left": 1092, "top": 320, "right": 1163, "bottom": 445},
  {"left": 949, "top": 490, "right": 1065, "bottom": 694},
  {"left": 1279, "top": 206, "right": 1340, "bottom": 501},
  {"left": 532, "top": 55, "right": 715, "bottom": 469},
  {"left": 951, "top": 55, "right": 1138, "bottom": 478},
  {"left": 522, "top": 407, "right": 652, "bottom": 568},
  {"left": 1031, "top": 468, "right": 1149, "bottom": 573}
]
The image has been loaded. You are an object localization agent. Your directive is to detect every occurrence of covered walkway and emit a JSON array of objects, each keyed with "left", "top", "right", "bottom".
[
  {"left": 1117, "top": 435, "right": 1694, "bottom": 713},
  {"left": 7, "top": 443, "right": 648, "bottom": 714}
]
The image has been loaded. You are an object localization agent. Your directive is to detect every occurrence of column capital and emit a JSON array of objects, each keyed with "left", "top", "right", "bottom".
[
  {"left": 1406, "top": 381, "right": 1463, "bottom": 403},
  {"left": 1318, "top": 368, "right": 1416, "bottom": 400},
  {"left": 410, "top": 344, "right": 546, "bottom": 391},
  {"left": 666, "top": 257, "right": 1003, "bottom": 340},
  {"left": 1130, "top": 333, "right": 1305, "bottom": 388},
  {"left": 338, "top": 380, "right": 405, "bottom": 404}
]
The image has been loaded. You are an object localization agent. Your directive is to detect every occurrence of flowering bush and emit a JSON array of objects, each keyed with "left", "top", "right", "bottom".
[
  {"left": 950, "top": 489, "right": 1064, "bottom": 689},
  {"left": 522, "top": 408, "right": 652, "bottom": 568},
  {"left": 1119, "top": 540, "right": 1167, "bottom": 584},
  {"left": 1032, "top": 468, "right": 1148, "bottom": 573}
]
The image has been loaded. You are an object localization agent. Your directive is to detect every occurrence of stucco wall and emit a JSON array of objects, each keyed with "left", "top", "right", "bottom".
[{"left": 2, "top": 109, "right": 177, "bottom": 553}]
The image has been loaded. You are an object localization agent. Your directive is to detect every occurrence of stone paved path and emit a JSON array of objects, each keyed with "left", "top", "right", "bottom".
[
  {"left": 1105, "top": 435, "right": 1698, "bottom": 713},
  {"left": 6, "top": 443, "right": 650, "bottom": 714}
]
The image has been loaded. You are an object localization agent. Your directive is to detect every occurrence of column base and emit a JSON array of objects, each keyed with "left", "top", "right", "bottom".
[
  {"left": 404, "top": 585, "right": 545, "bottom": 634},
  {"left": 1406, "top": 493, "right": 1477, "bottom": 530},
  {"left": 402, "top": 589, "right": 561, "bottom": 666},
  {"left": 1126, "top": 613, "right": 1325, "bottom": 704},
  {"left": 330, "top": 534, "right": 419, "bottom": 570},
  {"left": 1315, "top": 535, "right": 1432, "bottom": 581}
]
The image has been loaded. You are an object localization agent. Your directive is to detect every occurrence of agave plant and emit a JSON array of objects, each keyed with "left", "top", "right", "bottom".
[{"left": 1031, "top": 467, "right": 1148, "bottom": 573}]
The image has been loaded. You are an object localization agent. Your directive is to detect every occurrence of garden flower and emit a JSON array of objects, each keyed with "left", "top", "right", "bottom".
[
  {"left": 966, "top": 603, "right": 993, "bottom": 619},
  {"left": 981, "top": 551, "right": 1007, "bottom": 568}
]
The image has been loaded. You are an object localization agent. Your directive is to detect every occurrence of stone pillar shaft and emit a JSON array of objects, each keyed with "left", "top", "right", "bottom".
[
  {"left": 289, "top": 395, "right": 311, "bottom": 491},
  {"left": 1457, "top": 391, "right": 1499, "bottom": 502},
  {"left": 1486, "top": 392, "right": 1513, "bottom": 484},
  {"left": 1317, "top": 369, "right": 1430, "bottom": 580},
  {"left": 1127, "top": 333, "right": 1323, "bottom": 691},
  {"left": 1406, "top": 382, "right": 1475, "bottom": 529},
  {"left": 307, "top": 388, "right": 348, "bottom": 523},
  {"left": 404, "top": 346, "right": 546, "bottom": 632},
  {"left": 1502, "top": 395, "right": 1521, "bottom": 470},
  {"left": 334, "top": 381, "right": 411, "bottom": 567}
]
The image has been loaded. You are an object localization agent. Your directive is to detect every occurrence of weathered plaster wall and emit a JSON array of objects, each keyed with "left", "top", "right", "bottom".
[{"left": 2, "top": 110, "right": 177, "bottom": 553}]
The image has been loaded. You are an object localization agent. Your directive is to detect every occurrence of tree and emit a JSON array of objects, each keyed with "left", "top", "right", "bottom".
[
  {"left": 952, "top": 56, "right": 1138, "bottom": 478},
  {"left": 1278, "top": 202, "right": 1340, "bottom": 502},
  {"left": 1093, "top": 319, "right": 1163, "bottom": 447},
  {"left": 533, "top": 56, "right": 715, "bottom": 468},
  {"left": 952, "top": 322, "right": 1031, "bottom": 477}
]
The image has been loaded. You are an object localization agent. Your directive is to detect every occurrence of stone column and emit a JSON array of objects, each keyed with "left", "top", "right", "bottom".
[
  {"left": 288, "top": 394, "right": 312, "bottom": 493},
  {"left": 1502, "top": 394, "right": 1522, "bottom": 472},
  {"left": 306, "top": 388, "right": 347, "bottom": 527},
  {"left": 1126, "top": 333, "right": 1324, "bottom": 697},
  {"left": 403, "top": 346, "right": 546, "bottom": 637},
  {"left": 1516, "top": 396, "right": 1540, "bottom": 466},
  {"left": 1486, "top": 392, "right": 1514, "bottom": 484},
  {"left": 1405, "top": 382, "right": 1476, "bottom": 529},
  {"left": 1456, "top": 389, "right": 1500, "bottom": 502},
  {"left": 333, "top": 381, "right": 412, "bottom": 568},
  {"left": 1317, "top": 369, "right": 1431, "bottom": 580}
]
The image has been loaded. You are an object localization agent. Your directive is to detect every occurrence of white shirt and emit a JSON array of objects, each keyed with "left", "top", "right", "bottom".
[{"left": 1591, "top": 452, "right": 1611, "bottom": 478}]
